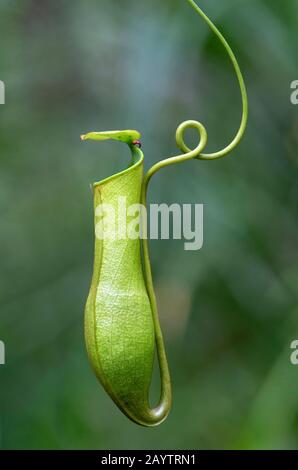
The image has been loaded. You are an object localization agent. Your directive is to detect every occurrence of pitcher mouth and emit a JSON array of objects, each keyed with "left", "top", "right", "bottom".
[{"left": 80, "top": 129, "right": 144, "bottom": 189}]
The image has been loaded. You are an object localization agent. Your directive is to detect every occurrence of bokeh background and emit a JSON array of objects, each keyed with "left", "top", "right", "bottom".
[{"left": 0, "top": 0, "right": 298, "bottom": 450}]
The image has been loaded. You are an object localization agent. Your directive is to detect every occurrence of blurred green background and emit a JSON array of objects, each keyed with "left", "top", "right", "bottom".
[{"left": 0, "top": 0, "right": 298, "bottom": 450}]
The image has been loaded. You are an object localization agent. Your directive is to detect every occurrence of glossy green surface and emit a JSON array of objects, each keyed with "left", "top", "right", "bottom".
[
  {"left": 81, "top": 130, "right": 141, "bottom": 144},
  {"left": 84, "top": 138, "right": 157, "bottom": 425}
]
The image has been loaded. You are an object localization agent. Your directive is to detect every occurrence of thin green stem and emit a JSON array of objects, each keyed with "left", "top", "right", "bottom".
[{"left": 140, "top": 0, "right": 248, "bottom": 420}]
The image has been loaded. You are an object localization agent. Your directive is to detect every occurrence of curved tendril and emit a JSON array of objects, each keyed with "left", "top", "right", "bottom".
[
  {"left": 181, "top": 0, "right": 248, "bottom": 161},
  {"left": 140, "top": 0, "right": 248, "bottom": 420}
]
